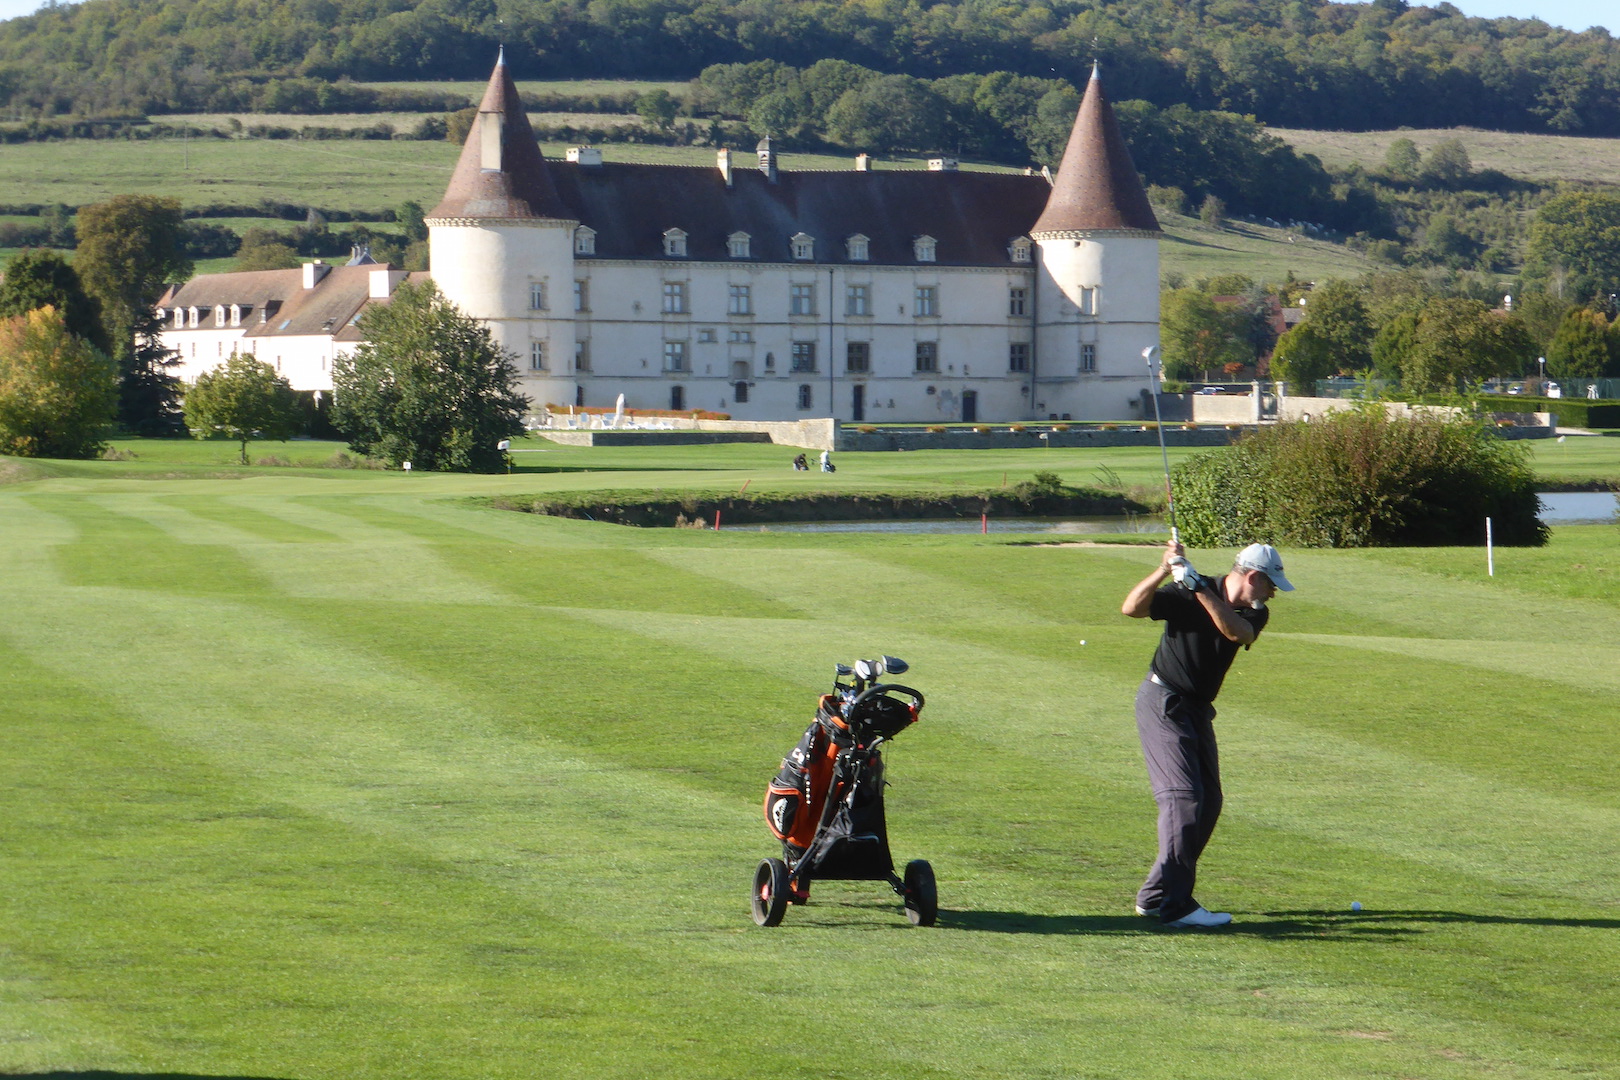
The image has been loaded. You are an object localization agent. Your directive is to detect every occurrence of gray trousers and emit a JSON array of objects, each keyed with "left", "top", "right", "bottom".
[{"left": 1134, "top": 676, "right": 1222, "bottom": 923}]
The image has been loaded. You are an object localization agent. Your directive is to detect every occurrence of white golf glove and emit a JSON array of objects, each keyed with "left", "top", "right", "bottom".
[{"left": 1169, "top": 556, "right": 1209, "bottom": 593}]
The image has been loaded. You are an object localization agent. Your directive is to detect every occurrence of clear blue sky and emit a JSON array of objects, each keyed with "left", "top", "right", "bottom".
[{"left": 0, "top": 0, "right": 1610, "bottom": 39}]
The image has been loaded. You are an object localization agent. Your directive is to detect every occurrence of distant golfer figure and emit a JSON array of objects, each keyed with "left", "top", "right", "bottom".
[{"left": 1120, "top": 540, "right": 1294, "bottom": 928}]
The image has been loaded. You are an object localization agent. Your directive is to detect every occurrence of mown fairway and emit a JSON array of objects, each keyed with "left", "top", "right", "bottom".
[{"left": 2, "top": 441, "right": 1619, "bottom": 1079}]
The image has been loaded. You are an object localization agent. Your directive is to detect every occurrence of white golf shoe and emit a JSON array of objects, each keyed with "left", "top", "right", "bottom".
[{"left": 1165, "top": 906, "right": 1233, "bottom": 928}]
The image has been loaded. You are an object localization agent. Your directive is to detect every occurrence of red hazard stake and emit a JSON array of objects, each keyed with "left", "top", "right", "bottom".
[
  {"left": 714, "top": 509, "right": 722, "bottom": 531},
  {"left": 981, "top": 512, "right": 988, "bottom": 534}
]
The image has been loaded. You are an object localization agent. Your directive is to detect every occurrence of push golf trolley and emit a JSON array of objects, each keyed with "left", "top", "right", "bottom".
[{"left": 752, "top": 655, "right": 936, "bottom": 927}]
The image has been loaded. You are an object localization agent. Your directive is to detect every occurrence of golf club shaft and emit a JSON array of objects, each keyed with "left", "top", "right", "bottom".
[{"left": 1143, "top": 349, "right": 1179, "bottom": 543}]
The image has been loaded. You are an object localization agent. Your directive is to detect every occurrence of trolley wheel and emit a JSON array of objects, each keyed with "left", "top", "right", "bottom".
[
  {"left": 751, "top": 858, "right": 791, "bottom": 927},
  {"left": 903, "top": 859, "right": 938, "bottom": 927}
]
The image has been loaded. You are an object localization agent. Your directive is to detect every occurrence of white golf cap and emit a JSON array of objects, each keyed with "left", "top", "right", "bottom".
[{"left": 1236, "top": 543, "right": 1294, "bottom": 591}]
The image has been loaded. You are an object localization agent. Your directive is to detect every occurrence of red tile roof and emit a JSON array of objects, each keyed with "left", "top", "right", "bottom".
[
  {"left": 427, "top": 54, "right": 571, "bottom": 222},
  {"left": 1031, "top": 66, "right": 1159, "bottom": 235}
]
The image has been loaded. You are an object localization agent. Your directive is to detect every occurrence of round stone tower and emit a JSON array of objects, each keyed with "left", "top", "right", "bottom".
[
  {"left": 1030, "top": 64, "right": 1162, "bottom": 419},
  {"left": 426, "top": 51, "right": 578, "bottom": 415}
]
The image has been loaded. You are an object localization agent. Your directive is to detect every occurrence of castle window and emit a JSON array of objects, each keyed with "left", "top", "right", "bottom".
[
  {"left": 530, "top": 282, "right": 548, "bottom": 311},
  {"left": 1010, "top": 342, "right": 1030, "bottom": 372},
  {"left": 575, "top": 340, "right": 590, "bottom": 372},
  {"left": 728, "top": 232, "right": 751, "bottom": 259},
  {"left": 728, "top": 284, "right": 752, "bottom": 316},
  {"left": 663, "top": 341, "right": 688, "bottom": 372},
  {"left": 214, "top": 304, "right": 226, "bottom": 326},
  {"left": 230, "top": 304, "right": 242, "bottom": 326},
  {"left": 734, "top": 381, "right": 749, "bottom": 403},
  {"left": 791, "top": 233, "right": 815, "bottom": 260},
  {"left": 846, "top": 342, "right": 870, "bottom": 374},
  {"left": 846, "top": 234, "right": 869, "bottom": 261},
  {"left": 574, "top": 226, "right": 596, "bottom": 255},
  {"left": 789, "top": 283, "right": 816, "bottom": 317},
  {"left": 188, "top": 306, "right": 199, "bottom": 328},
  {"left": 846, "top": 284, "right": 870, "bottom": 316},
  {"left": 574, "top": 280, "right": 588, "bottom": 312},
  {"left": 914, "top": 286, "right": 938, "bottom": 317},
  {"left": 663, "top": 228, "right": 688, "bottom": 257},
  {"left": 1009, "top": 237, "right": 1033, "bottom": 263},
  {"left": 915, "top": 341, "right": 938, "bottom": 373},
  {"left": 913, "top": 235, "right": 936, "bottom": 263},
  {"left": 670, "top": 385, "right": 685, "bottom": 411},
  {"left": 790, "top": 342, "right": 817, "bottom": 373},
  {"left": 1081, "top": 343, "right": 1096, "bottom": 372},
  {"left": 697, "top": 328, "right": 717, "bottom": 343},
  {"left": 797, "top": 384, "right": 813, "bottom": 410},
  {"left": 1009, "top": 288, "right": 1027, "bottom": 316},
  {"left": 728, "top": 329, "right": 753, "bottom": 344},
  {"left": 530, "top": 341, "right": 548, "bottom": 371},
  {"left": 172, "top": 308, "right": 184, "bottom": 328},
  {"left": 1079, "top": 287, "right": 1098, "bottom": 316},
  {"left": 662, "top": 281, "right": 688, "bottom": 314}
]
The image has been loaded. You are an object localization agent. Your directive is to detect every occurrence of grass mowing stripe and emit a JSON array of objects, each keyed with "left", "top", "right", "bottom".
[
  {"left": 8, "top": 457, "right": 1620, "bottom": 1078},
  {"left": 156, "top": 494, "right": 344, "bottom": 543}
]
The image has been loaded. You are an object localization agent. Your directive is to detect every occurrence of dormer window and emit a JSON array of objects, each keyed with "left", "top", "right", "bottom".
[
  {"left": 214, "top": 304, "right": 226, "bottom": 326},
  {"left": 1009, "top": 236, "right": 1033, "bottom": 263},
  {"left": 913, "top": 235, "right": 937, "bottom": 263},
  {"left": 574, "top": 226, "right": 597, "bottom": 255},
  {"left": 791, "top": 233, "right": 815, "bottom": 261},
  {"left": 663, "top": 228, "right": 688, "bottom": 258},
  {"left": 230, "top": 304, "right": 242, "bottom": 326},
  {"left": 188, "top": 306, "right": 199, "bottom": 328},
  {"left": 846, "top": 234, "right": 870, "bottom": 261},
  {"left": 173, "top": 308, "right": 185, "bottom": 329},
  {"left": 728, "top": 231, "right": 751, "bottom": 259}
]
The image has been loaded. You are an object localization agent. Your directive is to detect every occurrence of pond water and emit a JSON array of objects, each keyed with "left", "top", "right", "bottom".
[
  {"left": 720, "top": 493, "right": 1616, "bottom": 534},
  {"left": 1538, "top": 491, "right": 1619, "bottom": 524}
]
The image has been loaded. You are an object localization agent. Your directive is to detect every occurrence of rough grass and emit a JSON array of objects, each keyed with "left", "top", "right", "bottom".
[{"left": 2, "top": 442, "right": 1619, "bottom": 1078}]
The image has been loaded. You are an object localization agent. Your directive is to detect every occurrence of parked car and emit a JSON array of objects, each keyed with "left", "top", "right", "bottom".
[{"left": 1195, "top": 386, "right": 1226, "bottom": 395}]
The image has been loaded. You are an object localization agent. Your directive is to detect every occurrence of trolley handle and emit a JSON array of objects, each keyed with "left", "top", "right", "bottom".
[{"left": 845, "top": 683, "right": 924, "bottom": 712}]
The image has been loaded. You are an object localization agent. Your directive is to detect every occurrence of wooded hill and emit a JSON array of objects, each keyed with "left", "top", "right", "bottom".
[{"left": 3, "top": 0, "right": 1619, "bottom": 135}]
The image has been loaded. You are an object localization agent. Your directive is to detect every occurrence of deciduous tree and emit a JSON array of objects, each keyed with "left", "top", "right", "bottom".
[
  {"left": 182, "top": 353, "right": 303, "bottom": 464},
  {"left": 1159, "top": 289, "right": 1250, "bottom": 381},
  {"left": 0, "top": 248, "right": 107, "bottom": 352},
  {"left": 0, "top": 306, "right": 118, "bottom": 459},
  {"left": 1546, "top": 307, "right": 1616, "bottom": 381},
  {"left": 332, "top": 281, "right": 527, "bottom": 472},
  {"left": 73, "top": 194, "right": 192, "bottom": 430},
  {"left": 1525, "top": 191, "right": 1620, "bottom": 303}
]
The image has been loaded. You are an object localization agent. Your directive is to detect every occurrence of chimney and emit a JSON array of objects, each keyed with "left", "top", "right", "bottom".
[
  {"left": 855, "top": 153, "right": 872, "bottom": 172},
  {"left": 566, "top": 146, "right": 603, "bottom": 167},
  {"left": 302, "top": 261, "right": 329, "bottom": 289},
  {"left": 927, "top": 156, "right": 959, "bottom": 172},
  {"left": 717, "top": 147, "right": 733, "bottom": 187},
  {"left": 756, "top": 137, "right": 777, "bottom": 183},
  {"left": 370, "top": 268, "right": 407, "bottom": 299}
]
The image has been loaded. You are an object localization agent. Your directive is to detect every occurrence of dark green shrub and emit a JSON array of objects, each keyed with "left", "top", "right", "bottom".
[{"left": 1173, "top": 410, "right": 1547, "bottom": 547}]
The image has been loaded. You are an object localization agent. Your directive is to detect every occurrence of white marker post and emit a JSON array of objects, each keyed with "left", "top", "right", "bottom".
[{"left": 1486, "top": 516, "right": 1494, "bottom": 577}]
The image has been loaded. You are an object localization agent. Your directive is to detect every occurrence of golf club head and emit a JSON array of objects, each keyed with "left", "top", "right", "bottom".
[
  {"left": 879, "top": 656, "right": 908, "bottom": 675},
  {"left": 835, "top": 663, "right": 853, "bottom": 678},
  {"left": 854, "top": 659, "right": 878, "bottom": 682}
]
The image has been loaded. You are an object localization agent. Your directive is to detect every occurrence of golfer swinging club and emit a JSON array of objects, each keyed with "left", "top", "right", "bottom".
[{"left": 1120, "top": 539, "right": 1294, "bottom": 927}]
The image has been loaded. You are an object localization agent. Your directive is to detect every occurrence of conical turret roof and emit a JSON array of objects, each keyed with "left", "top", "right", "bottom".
[
  {"left": 427, "top": 53, "right": 571, "bottom": 222},
  {"left": 1031, "top": 66, "right": 1159, "bottom": 235}
]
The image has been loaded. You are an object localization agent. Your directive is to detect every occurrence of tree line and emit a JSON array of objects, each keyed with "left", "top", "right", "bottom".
[
  {"left": 1160, "top": 190, "right": 1620, "bottom": 396},
  {"left": 3, "top": 0, "right": 1620, "bottom": 135}
]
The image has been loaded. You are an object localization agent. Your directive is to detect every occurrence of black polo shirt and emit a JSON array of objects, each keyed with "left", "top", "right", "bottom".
[{"left": 1148, "top": 575, "right": 1269, "bottom": 702}]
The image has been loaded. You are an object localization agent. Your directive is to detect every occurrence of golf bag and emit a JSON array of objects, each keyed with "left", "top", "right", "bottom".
[{"left": 752, "top": 657, "right": 936, "bottom": 926}]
